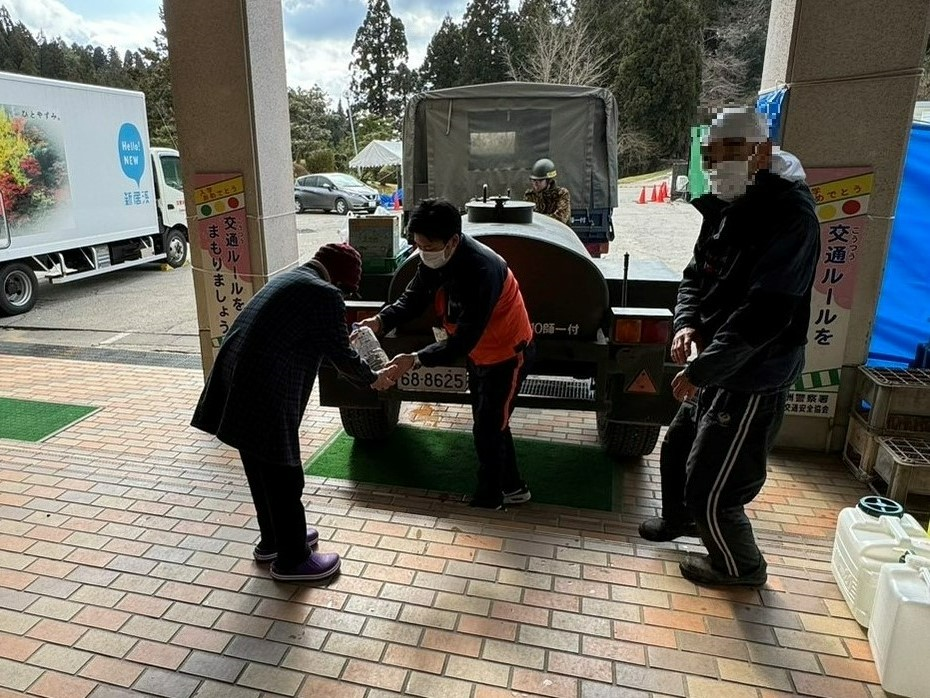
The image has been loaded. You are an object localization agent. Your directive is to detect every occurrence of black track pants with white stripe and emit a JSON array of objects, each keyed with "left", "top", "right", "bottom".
[{"left": 659, "top": 386, "right": 787, "bottom": 576}]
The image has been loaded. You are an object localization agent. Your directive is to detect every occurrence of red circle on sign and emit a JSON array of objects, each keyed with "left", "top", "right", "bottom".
[
  {"left": 842, "top": 199, "right": 860, "bottom": 215},
  {"left": 228, "top": 197, "right": 239, "bottom": 209}
]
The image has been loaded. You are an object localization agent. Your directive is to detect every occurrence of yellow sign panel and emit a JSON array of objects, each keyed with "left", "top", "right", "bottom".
[
  {"left": 194, "top": 175, "right": 246, "bottom": 207},
  {"left": 810, "top": 173, "right": 874, "bottom": 205}
]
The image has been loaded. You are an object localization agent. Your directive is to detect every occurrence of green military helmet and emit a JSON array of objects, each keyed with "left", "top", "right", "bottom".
[{"left": 530, "top": 157, "right": 557, "bottom": 180}]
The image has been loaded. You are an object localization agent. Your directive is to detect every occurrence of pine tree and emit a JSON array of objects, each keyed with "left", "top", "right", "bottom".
[
  {"left": 613, "top": 0, "right": 702, "bottom": 158},
  {"left": 37, "top": 39, "right": 69, "bottom": 80},
  {"left": 0, "top": 12, "right": 39, "bottom": 75},
  {"left": 349, "top": 0, "right": 411, "bottom": 122},
  {"left": 133, "top": 7, "right": 177, "bottom": 147},
  {"left": 574, "top": 0, "right": 635, "bottom": 91},
  {"left": 419, "top": 15, "right": 464, "bottom": 89},
  {"left": 460, "top": 0, "right": 516, "bottom": 85}
]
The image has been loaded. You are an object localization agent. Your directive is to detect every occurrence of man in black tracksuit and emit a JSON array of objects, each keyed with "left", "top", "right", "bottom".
[{"left": 638, "top": 107, "right": 820, "bottom": 587}]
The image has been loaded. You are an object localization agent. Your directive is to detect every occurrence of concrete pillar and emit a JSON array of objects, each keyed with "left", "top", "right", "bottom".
[
  {"left": 761, "top": 0, "right": 930, "bottom": 451},
  {"left": 163, "top": 0, "right": 298, "bottom": 376}
]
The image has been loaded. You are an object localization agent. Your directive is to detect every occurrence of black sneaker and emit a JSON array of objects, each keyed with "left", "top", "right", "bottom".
[
  {"left": 679, "top": 554, "right": 767, "bottom": 588},
  {"left": 502, "top": 484, "right": 531, "bottom": 505},
  {"left": 638, "top": 517, "right": 698, "bottom": 542},
  {"left": 468, "top": 494, "right": 504, "bottom": 510}
]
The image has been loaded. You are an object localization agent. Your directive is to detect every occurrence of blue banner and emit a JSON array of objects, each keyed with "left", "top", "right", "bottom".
[
  {"left": 868, "top": 123, "right": 930, "bottom": 366},
  {"left": 756, "top": 88, "right": 788, "bottom": 145}
]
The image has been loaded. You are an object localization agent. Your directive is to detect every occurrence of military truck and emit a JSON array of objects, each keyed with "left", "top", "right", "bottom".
[
  {"left": 318, "top": 82, "right": 682, "bottom": 458},
  {"left": 404, "top": 82, "right": 617, "bottom": 256}
]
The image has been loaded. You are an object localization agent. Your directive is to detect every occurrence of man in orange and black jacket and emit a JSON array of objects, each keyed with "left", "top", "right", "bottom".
[{"left": 358, "top": 198, "right": 535, "bottom": 509}]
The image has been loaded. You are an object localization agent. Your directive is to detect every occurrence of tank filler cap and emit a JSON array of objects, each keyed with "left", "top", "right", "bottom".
[
  {"left": 857, "top": 495, "right": 905, "bottom": 518},
  {"left": 465, "top": 197, "right": 534, "bottom": 225}
]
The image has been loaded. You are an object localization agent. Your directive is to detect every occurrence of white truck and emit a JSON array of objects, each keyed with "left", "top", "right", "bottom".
[{"left": 0, "top": 71, "right": 188, "bottom": 316}]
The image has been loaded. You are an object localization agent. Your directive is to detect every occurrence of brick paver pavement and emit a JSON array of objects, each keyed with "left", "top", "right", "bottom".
[{"left": 0, "top": 353, "right": 914, "bottom": 697}]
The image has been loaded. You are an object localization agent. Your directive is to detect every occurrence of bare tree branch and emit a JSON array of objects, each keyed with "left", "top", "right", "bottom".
[
  {"left": 700, "top": 47, "right": 749, "bottom": 107},
  {"left": 616, "top": 128, "right": 659, "bottom": 176},
  {"left": 701, "top": 0, "right": 770, "bottom": 107},
  {"left": 506, "top": 15, "right": 610, "bottom": 86}
]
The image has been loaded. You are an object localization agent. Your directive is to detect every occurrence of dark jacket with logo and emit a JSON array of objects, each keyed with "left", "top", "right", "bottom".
[
  {"left": 678, "top": 155, "right": 820, "bottom": 392},
  {"left": 377, "top": 233, "right": 533, "bottom": 367},
  {"left": 191, "top": 265, "right": 377, "bottom": 466}
]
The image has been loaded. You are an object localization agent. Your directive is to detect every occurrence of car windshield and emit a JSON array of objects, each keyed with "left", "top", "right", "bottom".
[{"left": 328, "top": 174, "right": 366, "bottom": 188}]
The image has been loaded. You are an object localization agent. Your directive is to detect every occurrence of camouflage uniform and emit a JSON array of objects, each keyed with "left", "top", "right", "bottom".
[{"left": 524, "top": 181, "right": 571, "bottom": 224}]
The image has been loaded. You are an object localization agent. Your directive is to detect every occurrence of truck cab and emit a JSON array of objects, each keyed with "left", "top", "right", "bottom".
[{"left": 151, "top": 146, "right": 188, "bottom": 266}]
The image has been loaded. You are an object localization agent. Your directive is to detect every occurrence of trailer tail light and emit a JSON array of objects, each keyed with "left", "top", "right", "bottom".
[{"left": 610, "top": 308, "right": 672, "bottom": 345}]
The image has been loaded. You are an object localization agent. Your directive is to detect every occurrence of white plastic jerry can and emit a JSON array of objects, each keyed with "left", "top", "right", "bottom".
[
  {"left": 868, "top": 554, "right": 930, "bottom": 698},
  {"left": 830, "top": 495, "right": 930, "bottom": 627}
]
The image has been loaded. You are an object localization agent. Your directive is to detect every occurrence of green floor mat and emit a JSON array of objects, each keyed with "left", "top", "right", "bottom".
[
  {"left": 0, "top": 396, "right": 98, "bottom": 442},
  {"left": 306, "top": 425, "right": 618, "bottom": 511}
]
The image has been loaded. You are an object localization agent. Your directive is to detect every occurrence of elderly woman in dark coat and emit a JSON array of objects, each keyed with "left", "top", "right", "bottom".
[{"left": 192, "top": 243, "right": 393, "bottom": 582}]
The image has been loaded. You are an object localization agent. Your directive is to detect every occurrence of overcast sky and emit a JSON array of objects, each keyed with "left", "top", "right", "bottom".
[{"left": 3, "top": 0, "right": 508, "bottom": 106}]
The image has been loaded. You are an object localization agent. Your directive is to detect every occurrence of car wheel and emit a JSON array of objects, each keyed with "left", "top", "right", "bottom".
[
  {"left": 0, "top": 262, "right": 38, "bottom": 316},
  {"left": 164, "top": 228, "right": 188, "bottom": 268},
  {"left": 334, "top": 198, "right": 348, "bottom": 215},
  {"left": 295, "top": 198, "right": 304, "bottom": 213}
]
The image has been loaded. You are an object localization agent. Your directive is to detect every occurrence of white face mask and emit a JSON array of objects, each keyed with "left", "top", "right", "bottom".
[
  {"left": 709, "top": 159, "right": 752, "bottom": 201},
  {"left": 420, "top": 244, "right": 450, "bottom": 269}
]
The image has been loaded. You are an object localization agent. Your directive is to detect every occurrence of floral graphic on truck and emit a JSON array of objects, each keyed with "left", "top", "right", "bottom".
[{"left": 0, "top": 103, "right": 71, "bottom": 234}]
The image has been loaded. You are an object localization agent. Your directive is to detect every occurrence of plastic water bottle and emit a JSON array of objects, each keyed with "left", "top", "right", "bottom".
[{"left": 350, "top": 324, "right": 389, "bottom": 371}]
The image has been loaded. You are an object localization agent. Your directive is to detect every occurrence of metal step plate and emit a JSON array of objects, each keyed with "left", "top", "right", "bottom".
[{"left": 520, "top": 376, "right": 596, "bottom": 401}]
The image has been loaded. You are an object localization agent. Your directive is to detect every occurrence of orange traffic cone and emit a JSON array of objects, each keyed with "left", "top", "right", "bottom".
[
  {"left": 636, "top": 187, "right": 646, "bottom": 204},
  {"left": 649, "top": 185, "right": 658, "bottom": 203},
  {"left": 658, "top": 182, "right": 668, "bottom": 203}
]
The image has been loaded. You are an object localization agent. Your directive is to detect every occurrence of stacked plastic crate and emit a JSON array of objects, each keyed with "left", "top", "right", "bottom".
[{"left": 844, "top": 367, "right": 930, "bottom": 508}]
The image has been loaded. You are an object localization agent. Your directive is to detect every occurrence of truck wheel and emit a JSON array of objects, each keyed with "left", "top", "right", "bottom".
[
  {"left": 164, "top": 229, "right": 188, "bottom": 268},
  {"left": 597, "top": 413, "right": 661, "bottom": 458},
  {"left": 0, "top": 262, "right": 38, "bottom": 316},
  {"left": 334, "top": 198, "right": 349, "bottom": 215},
  {"left": 340, "top": 399, "right": 401, "bottom": 440}
]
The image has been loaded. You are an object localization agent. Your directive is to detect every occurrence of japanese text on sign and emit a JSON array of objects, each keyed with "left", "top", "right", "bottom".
[
  {"left": 532, "top": 322, "right": 580, "bottom": 336},
  {"left": 194, "top": 174, "right": 254, "bottom": 351},
  {"left": 789, "top": 167, "right": 873, "bottom": 418},
  {"left": 123, "top": 190, "right": 151, "bottom": 207}
]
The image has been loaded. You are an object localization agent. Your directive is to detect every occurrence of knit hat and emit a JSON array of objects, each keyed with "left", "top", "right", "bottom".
[
  {"left": 704, "top": 107, "right": 769, "bottom": 144},
  {"left": 313, "top": 243, "right": 362, "bottom": 293}
]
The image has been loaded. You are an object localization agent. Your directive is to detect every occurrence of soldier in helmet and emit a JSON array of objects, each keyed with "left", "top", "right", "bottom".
[{"left": 524, "top": 157, "right": 571, "bottom": 224}]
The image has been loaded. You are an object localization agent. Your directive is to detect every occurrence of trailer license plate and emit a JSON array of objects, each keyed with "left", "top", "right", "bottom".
[{"left": 398, "top": 367, "right": 467, "bottom": 393}]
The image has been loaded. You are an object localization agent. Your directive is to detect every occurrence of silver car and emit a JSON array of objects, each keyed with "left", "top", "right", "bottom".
[{"left": 294, "top": 172, "right": 379, "bottom": 215}]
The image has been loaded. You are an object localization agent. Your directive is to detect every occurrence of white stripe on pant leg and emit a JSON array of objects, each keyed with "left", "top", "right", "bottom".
[{"left": 705, "top": 393, "right": 760, "bottom": 576}]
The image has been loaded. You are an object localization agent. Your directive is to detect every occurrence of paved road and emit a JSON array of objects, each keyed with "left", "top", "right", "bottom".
[{"left": 0, "top": 186, "right": 701, "bottom": 357}]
